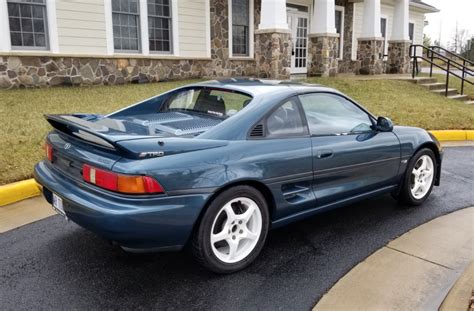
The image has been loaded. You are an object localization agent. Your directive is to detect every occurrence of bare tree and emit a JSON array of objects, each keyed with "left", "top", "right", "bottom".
[{"left": 449, "top": 21, "right": 469, "bottom": 54}]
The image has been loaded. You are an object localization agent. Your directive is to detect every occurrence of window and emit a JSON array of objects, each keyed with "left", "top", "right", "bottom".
[
  {"left": 148, "top": 0, "right": 172, "bottom": 53},
  {"left": 165, "top": 87, "right": 253, "bottom": 118},
  {"left": 112, "top": 0, "right": 140, "bottom": 52},
  {"left": 380, "top": 17, "right": 387, "bottom": 56},
  {"left": 335, "top": 7, "right": 344, "bottom": 59},
  {"left": 409, "top": 22, "right": 415, "bottom": 42},
  {"left": 266, "top": 99, "right": 306, "bottom": 137},
  {"left": 7, "top": 0, "right": 48, "bottom": 49},
  {"left": 299, "top": 93, "right": 373, "bottom": 136},
  {"left": 231, "top": 0, "right": 250, "bottom": 56}
]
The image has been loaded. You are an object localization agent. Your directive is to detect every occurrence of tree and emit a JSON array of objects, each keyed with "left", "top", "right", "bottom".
[
  {"left": 423, "top": 34, "right": 432, "bottom": 47},
  {"left": 449, "top": 22, "right": 469, "bottom": 54}
]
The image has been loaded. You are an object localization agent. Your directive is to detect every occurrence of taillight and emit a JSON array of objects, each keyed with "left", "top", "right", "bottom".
[
  {"left": 45, "top": 143, "right": 53, "bottom": 162},
  {"left": 82, "top": 164, "right": 164, "bottom": 194}
]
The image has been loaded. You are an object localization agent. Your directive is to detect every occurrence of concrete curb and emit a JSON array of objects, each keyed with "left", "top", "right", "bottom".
[
  {"left": 0, "top": 179, "right": 41, "bottom": 207},
  {"left": 0, "top": 130, "right": 473, "bottom": 207},
  {"left": 429, "top": 130, "right": 474, "bottom": 141}
]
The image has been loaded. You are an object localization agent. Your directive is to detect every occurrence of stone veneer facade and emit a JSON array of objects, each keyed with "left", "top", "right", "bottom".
[
  {"left": 386, "top": 40, "right": 412, "bottom": 74},
  {"left": 307, "top": 35, "right": 339, "bottom": 77},
  {"left": 254, "top": 31, "right": 291, "bottom": 79},
  {"left": 355, "top": 39, "right": 384, "bottom": 75}
]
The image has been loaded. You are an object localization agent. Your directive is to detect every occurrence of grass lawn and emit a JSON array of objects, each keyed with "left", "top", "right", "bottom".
[{"left": 1, "top": 77, "right": 473, "bottom": 185}]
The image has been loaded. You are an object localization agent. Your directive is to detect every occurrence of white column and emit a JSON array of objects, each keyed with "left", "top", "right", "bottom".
[
  {"left": 258, "top": 0, "right": 288, "bottom": 31},
  {"left": 361, "top": 0, "right": 382, "bottom": 38},
  {"left": 311, "top": 0, "right": 337, "bottom": 35},
  {"left": 139, "top": 0, "right": 149, "bottom": 55},
  {"left": 391, "top": 0, "right": 409, "bottom": 41},
  {"left": 0, "top": 0, "right": 11, "bottom": 52}
]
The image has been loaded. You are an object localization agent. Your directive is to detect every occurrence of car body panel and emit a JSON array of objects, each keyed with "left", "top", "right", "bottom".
[{"left": 34, "top": 79, "right": 443, "bottom": 251}]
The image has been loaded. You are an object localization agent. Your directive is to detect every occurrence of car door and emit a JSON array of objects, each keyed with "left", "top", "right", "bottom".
[{"left": 298, "top": 92, "right": 401, "bottom": 205}]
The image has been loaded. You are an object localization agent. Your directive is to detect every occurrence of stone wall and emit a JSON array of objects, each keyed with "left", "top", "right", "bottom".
[
  {"left": 386, "top": 40, "right": 411, "bottom": 74},
  {"left": 355, "top": 39, "right": 384, "bottom": 75},
  {"left": 336, "top": 0, "right": 357, "bottom": 73},
  {"left": 0, "top": 0, "right": 264, "bottom": 89},
  {"left": 254, "top": 31, "right": 291, "bottom": 79},
  {"left": 307, "top": 35, "right": 339, "bottom": 77}
]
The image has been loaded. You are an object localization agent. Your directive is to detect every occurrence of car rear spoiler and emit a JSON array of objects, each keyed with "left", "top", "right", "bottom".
[{"left": 45, "top": 114, "right": 128, "bottom": 153}]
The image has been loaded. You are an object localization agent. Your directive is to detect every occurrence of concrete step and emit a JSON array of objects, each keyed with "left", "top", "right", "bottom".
[
  {"left": 447, "top": 94, "right": 470, "bottom": 101},
  {"left": 465, "top": 100, "right": 474, "bottom": 105},
  {"left": 420, "top": 82, "right": 447, "bottom": 90},
  {"left": 408, "top": 77, "right": 438, "bottom": 84},
  {"left": 431, "top": 88, "right": 458, "bottom": 96}
]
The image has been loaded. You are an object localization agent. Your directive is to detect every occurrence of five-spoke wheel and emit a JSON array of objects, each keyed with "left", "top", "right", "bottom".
[
  {"left": 398, "top": 148, "right": 437, "bottom": 206},
  {"left": 192, "top": 186, "right": 269, "bottom": 273}
]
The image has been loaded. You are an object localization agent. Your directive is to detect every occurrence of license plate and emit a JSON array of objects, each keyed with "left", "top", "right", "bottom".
[{"left": 52, "top": 193, "right": 66, "bottom": 217}]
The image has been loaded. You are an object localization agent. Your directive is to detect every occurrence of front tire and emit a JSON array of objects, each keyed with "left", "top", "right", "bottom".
[
  {"left": 398, "top": 148, "right": 437, "bottom": 206},
  {"left": 192, "top": 185, "right": 269, "bottom": 274}
]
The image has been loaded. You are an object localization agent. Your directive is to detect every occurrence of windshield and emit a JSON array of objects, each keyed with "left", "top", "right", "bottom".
[{"left": 162, "top": 87, "right": 253, "bottom": 118}]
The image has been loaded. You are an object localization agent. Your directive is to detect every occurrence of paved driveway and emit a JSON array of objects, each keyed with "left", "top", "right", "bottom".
[{"left": 0, "top": 147, "right": 473, "bottom": 310}]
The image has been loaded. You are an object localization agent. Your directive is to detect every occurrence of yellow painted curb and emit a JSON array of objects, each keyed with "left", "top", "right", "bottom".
[
  {"left": 0, "top": 179, "right": 41, "bottom": 207},
  {"left": 429, "top": 130, "right": 474, "bottom": 141}
]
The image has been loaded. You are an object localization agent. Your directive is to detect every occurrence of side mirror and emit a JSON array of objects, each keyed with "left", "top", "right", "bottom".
[{"left": 376, "top": 116, "right": 393, "bottom": 132}]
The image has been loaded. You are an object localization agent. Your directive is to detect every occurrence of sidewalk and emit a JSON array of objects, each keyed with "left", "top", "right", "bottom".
[{"left": 314, "top": 207, "right": 474, "bottom": 311}]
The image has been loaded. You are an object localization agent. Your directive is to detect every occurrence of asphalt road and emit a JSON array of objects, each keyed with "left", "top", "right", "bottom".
[{"left": 1, "top": 147, "right": 473, "bottom": 311}]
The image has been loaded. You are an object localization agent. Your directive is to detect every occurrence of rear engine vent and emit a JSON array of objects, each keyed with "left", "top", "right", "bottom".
[{"left": 250, "top": 124, "right": 264, "bottom": 137}]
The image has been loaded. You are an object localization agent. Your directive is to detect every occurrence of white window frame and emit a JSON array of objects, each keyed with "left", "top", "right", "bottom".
[
  {"left": 104, "top": 0, "right": 179, "bottom": 56},
  {"left": 335, "top": 5, "right": 344, "bottom": 60},
  {"left": 380, "top": 14, "right": 388, "bottom": 57},
  {"left": 1, "top": 0, "right": 58, "bottom": 53},
  {"left": 408, "top": 20, "right": 415, "bottom": 43},
  {"left": 228, "top": 0, "right": 254, "bottom": 59}
]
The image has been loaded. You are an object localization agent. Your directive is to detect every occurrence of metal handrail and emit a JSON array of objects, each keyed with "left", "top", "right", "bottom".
[
  {"left": 429, "top": 45, "right": 474, "bottom": 66},
  {"left": 410, "top": 44, "right": 473, "bottom": 96}
]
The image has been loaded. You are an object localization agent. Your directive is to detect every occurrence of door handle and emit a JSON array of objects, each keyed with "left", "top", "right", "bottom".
[{"left": 317, "top": 149, "right": 333, "bottom": 159}]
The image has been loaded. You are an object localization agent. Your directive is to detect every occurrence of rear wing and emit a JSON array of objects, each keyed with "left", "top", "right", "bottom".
[{"left": 45, "top": 114, "right": 123, "bottom": 151}]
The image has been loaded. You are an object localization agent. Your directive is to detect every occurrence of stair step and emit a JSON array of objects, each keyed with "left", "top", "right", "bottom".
[
  {"left": 409, "top": 77, "right": 438, "bottom": 84},
  {"left": 431, "top": 88, "right": 458, "bottom": 96},
  {"left": 447, "top": 94, "right": 469, "bottom": 101},
  {"left": 465, "top": 100, "right": 474, "bottom": 105},
  {"left": 420, "top": 82, "right": 447, "bottom": 90}
]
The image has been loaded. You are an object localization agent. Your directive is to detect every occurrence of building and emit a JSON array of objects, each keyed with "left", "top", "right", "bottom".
[{"left": 0, "top": 0, "right": 438, "bottom": 88}]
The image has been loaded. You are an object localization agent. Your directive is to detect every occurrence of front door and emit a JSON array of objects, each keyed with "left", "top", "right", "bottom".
[
  {"left": 298, "top": 92, "right": 401, "bottom": 205},
  {"left": 287, "top": 8, "right": 309, "bottom": 74}
]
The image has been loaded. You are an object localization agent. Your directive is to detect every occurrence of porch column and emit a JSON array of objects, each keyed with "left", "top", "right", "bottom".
[
  {"left": 355, "top": 0, "right": 384, "bottom": 74},
  {"left": 255, "top": 0, "right": 291, "bottom": 79},
  {"left": 307, "top": 0, "right": 339, "bottom": 77},
  {"left": 387, "top": 0, "right": 411, "bottom": 73}
]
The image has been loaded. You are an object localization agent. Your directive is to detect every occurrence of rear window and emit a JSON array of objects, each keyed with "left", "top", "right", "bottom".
[{"left": 165, "top": 88, "right": 252, "bottom": 118}]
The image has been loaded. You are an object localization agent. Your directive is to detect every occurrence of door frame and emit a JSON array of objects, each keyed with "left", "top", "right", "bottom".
[{"left": 287, "top": 2, "right": 310, "bottom": 74}]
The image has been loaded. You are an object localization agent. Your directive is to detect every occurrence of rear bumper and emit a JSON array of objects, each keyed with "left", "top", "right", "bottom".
[{"left": 34, "top": 161, "right": 211, "bottom": 251}]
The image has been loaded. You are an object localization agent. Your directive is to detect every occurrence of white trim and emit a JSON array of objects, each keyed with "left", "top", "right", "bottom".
[
  {"left": 408, "top": 20, "right": 415, "bottom": 43},
  {"left": 228, "top": 0, "right": 254, "bottom": 59},
  {"left": 0, "top": 0, "right": 11, "bottom": 52},
  {"left": 46, "top": 0, "right": 59, "bottom": 53},
  {"left": 205, "top": 0, "right": 211, "bottom": 58},
  {"left": 171, "top": 0, "right": 179, "bottom": 56},
  {"left": 335, "top": 5, "right": 344, "bottom": 60},
  {"left": 351, "top": 2, "right": 356, "bottom": 61},
  {"left": 104, "top": 0, "right": 114, "bottom": 55},
  {"left": 287, "top": 2, "right": 310, "bottom": 74},
  {"left": 139, "top": 0, "right": 149, "bottom": 55}
]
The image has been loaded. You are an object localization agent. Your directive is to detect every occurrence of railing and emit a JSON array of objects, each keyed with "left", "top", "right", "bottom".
[{"left": 410, "top": 44, "right": 473, "bottom": 96}]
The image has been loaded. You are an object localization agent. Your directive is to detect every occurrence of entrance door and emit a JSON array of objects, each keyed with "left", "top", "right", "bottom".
[{"left": 287, "top": 8, "right": 309, "bottom": 74}]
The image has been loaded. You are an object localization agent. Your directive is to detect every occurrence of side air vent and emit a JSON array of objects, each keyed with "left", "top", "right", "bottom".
[{"left": 250, "top": 124, "right": 264, "bottom": 137}]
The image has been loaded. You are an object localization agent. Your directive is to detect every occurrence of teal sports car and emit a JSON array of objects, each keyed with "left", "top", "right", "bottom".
[{"left": 35, "top": 79, "right": 442, "bottom": 273}]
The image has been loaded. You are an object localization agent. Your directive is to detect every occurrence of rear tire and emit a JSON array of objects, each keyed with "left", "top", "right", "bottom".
[
  {"left": 192, "top": 185, "right": 269, "bottom": 274},
  {"left": 398, "top": 148, "right": 437, "bottom": 206}
]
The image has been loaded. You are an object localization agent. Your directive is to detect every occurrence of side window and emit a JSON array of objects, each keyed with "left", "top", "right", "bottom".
[
  {"left": 266, "top": 99, "right": 306, "bottom": 138},
  {"left": 299, "top": 93, "right": 373, "bottom": 136}
]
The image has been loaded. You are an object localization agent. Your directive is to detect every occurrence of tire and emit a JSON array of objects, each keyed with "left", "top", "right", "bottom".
[
  {"left": 398, "top": 148, "right": 437, "bottom": 206},
  {"left": 192, "top": 185, "right": 270, "bottom": 274}
]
